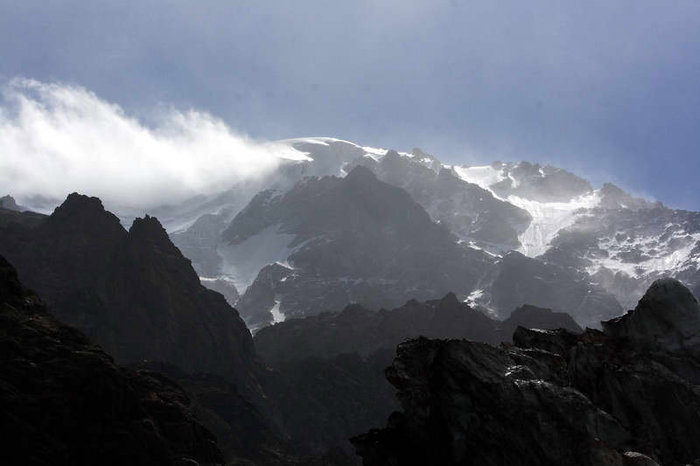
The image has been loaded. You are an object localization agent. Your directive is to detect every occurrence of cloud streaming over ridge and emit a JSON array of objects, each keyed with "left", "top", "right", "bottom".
[{"left": 0, "top": 79, "right": 289, "bottom": 209}]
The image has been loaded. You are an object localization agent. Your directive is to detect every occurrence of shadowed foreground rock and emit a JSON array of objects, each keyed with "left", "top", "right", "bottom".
[
  {"left": 352, "top": 278, "right": 700, "bottom": 466},
  {"left": 0, "top": 255, "right": 223, "bottom": 466},
  {"left": 0, "top": 194, "right": 257, "bottom": 390}
]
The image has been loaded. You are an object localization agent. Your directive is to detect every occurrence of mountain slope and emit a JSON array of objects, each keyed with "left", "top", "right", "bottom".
[
  {"left": 227, "top": 166, "right": 492, "bottom": 326},
  {"left": 350, "top": 150, "right": 532, "bottom": 250}
]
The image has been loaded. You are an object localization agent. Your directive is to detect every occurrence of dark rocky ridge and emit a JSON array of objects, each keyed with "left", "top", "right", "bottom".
[
  {"left": 0, "top": 193, "right": 257, "bottom": 391},
  {"left": 602, "top": 277, "right": 700, "bottom": 351},
  {"left": 255, "top": 292, "right": 582, "bottom": 367},
  {"left": 352, "top": 278, "right": 700, "bottom": 466},
  {"left": 0, "top": 255, "right": 224, "bottom": 466}
]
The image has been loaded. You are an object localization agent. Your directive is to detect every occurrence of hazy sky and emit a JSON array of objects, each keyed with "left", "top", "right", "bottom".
[{"left": 1, "top": 0, "right": 699, "bottom": 209}]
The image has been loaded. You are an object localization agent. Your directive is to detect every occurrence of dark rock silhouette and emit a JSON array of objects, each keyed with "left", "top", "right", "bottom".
[
  {"left": 602, "top": 277, "right": 700, "bottom": 350},
  {"left": 0, "top": 255, "right": 224, "bottom": 466},
  {"left": 352, "top": 279, "right": 700, "bottom": 466},
  {"left": 0, "top": 194, "right": 257, "bottom": 391}
]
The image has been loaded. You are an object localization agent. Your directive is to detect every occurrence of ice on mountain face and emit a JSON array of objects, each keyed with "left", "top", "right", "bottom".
[
  {"left": 509, "top": 192, "right": 601, "bottom": 257},
  {"left": 218, "top": 224, "right": 295, "bottom": 291},
  {"left": 588, "top": 231, "right": 700, "bottom": 279},
  {"left": 270, "top": 300, "right": 286, "bottom": 324},
  {"left": 453, "top": 165, "right": 506, "bottom": 191},
  {"left": 362, "top": 146, "right": 389, "bottom": 159},
  {"left": 465, "top": 289, "right": 484, "bottom": 306}
]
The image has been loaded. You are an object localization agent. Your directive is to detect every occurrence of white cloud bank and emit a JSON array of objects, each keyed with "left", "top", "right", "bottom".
[{"left": 0, "top": 79, "right": 292, "bottom": 209}]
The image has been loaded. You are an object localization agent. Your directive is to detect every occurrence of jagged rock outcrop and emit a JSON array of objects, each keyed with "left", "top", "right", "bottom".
[
  {"left": 602, "top": 278, "right": 700, "bottom": 351},
  {"left": 0, "top": 255, "right": 223, "bottom": 466},
  {"left": 352, "top": 279, "right": 700, "bottom": 466},
  {"left": 0, "top": 194, "right": 258, "bottom": 391}
]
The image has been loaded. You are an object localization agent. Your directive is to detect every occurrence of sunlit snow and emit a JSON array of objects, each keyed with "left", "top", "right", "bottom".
[
  {"left": 270, "top": 300, "right": 286, "bottom": 324},
  {"left": 507, "top": 192, "right": 600, "bottom": 257},
  {"left": 453, "top": 165, "right": 505, "bottom": 191}
]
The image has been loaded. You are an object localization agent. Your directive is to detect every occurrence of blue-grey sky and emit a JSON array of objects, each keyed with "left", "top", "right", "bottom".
[{"left": 1, "top": 0, "right": 699, "bottom": 209}]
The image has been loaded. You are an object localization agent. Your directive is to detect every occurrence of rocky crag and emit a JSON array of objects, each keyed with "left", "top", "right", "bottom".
[
  {"left": 0, "top": 193, "right": 257, "bottom": 390},
  {"left": 352, "top": 278, "right": 700, "bottom": 466}
]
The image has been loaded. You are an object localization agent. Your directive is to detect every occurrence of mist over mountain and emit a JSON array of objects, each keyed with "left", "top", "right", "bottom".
[{"left": 0, "top": 79, "right": 298, "bottom": 216}]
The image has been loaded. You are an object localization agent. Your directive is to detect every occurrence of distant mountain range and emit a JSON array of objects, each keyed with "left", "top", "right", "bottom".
[{"left": 157, "top": 138, "right": 696, "bottom": 329}]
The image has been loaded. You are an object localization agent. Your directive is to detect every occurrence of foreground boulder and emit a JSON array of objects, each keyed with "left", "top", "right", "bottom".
[
  {"left": 352, "top": 279, "right": 700, "bottom": 466},
  {"left": 0, "top": 255, "right": 223, "bottom": 466},
  {"left": 602, "top": 277, "right": 700, "bottom": 351}
]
